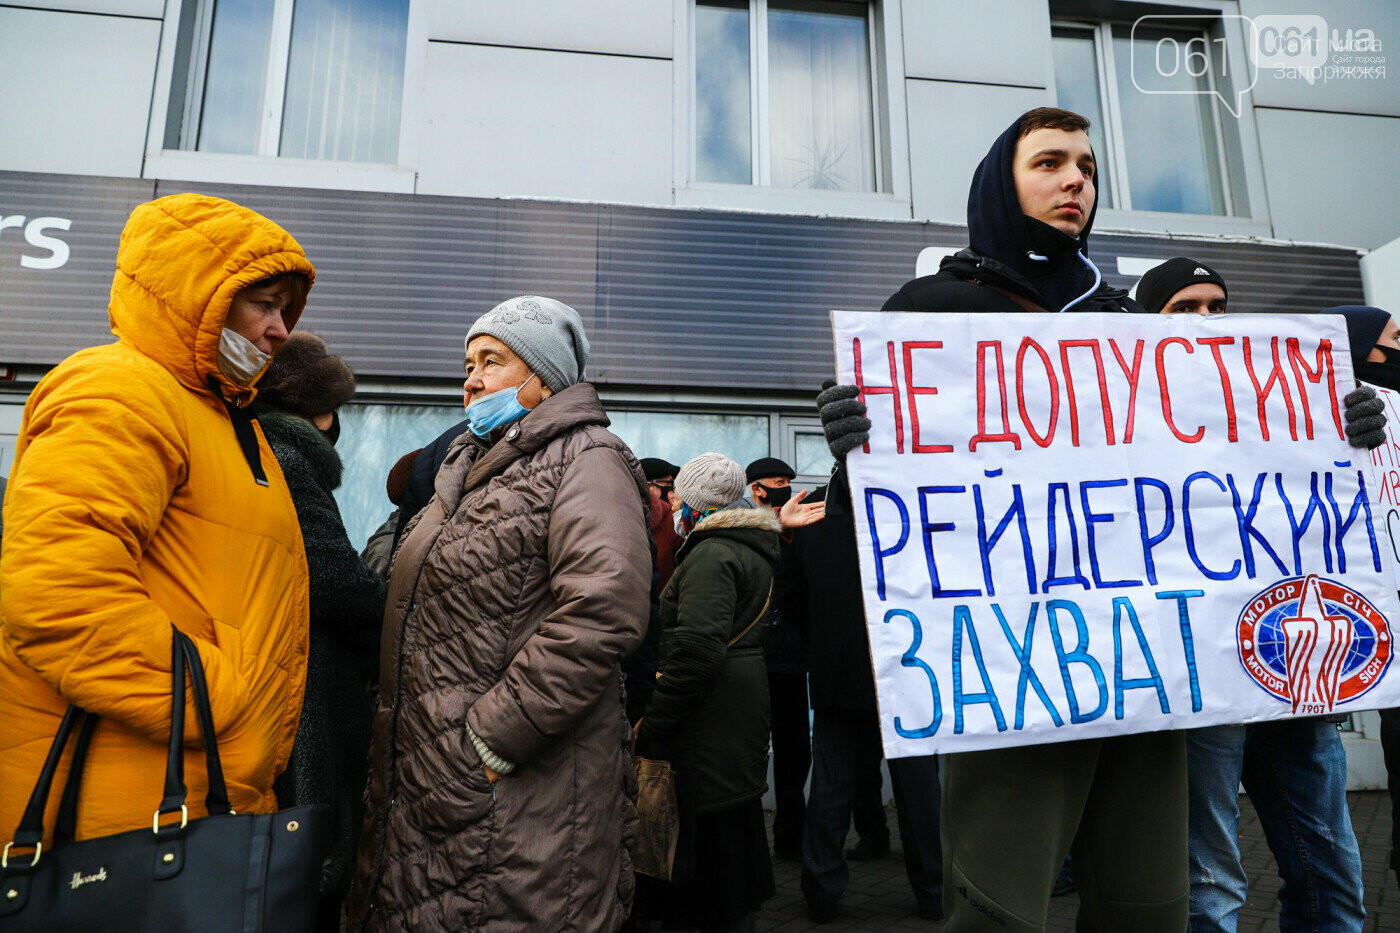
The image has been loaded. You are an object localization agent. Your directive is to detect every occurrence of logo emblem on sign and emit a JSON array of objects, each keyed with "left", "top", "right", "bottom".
[{"left": 1237, "top": 575, "right": 1393, "bottom": 715}]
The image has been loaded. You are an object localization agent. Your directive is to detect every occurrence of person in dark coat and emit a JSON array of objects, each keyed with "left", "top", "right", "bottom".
[
  {"left": 391, "top": 418, "right": 469, "bottom": 545},
  {"left": 360, "top": 447, "right": 420, "bottom": 580},
  {"left": 744, "top": 456, "right": 811, "bottom": 862},
  {"left": 253, "top": 331, "right": 388, "bottom": 933},
  {"left": 819, "top": 108, "right": 1179, "bottom": 932},
  {"left": 635, "top": 453, "right": 781, "bottom": 933},
  {"left": 642, "top": 456, "right": 683, "bottom": 591},
  {"left": 779, "top": 484, "right": 943, "bottom": 922}
]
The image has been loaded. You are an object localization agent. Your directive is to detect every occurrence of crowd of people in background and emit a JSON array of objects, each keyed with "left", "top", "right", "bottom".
[{"left": 4, "top": 106, "right": 1400, "bottom": 933}]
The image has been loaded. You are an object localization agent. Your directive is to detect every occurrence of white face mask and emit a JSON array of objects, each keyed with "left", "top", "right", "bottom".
[
  {"left": 217, "top": 328, "right": 271, "bottom": 387},
  {"left": 673, "top": 507, "right": 688, "bottom": 539}
]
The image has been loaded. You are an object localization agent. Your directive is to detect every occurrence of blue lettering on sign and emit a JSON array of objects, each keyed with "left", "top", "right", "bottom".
[
  {"left": 1226, "top": 472, "right": 1289, "bottom": 577},
  {"left": 1045, "top": 599, "right": 1109, "bottom": 724},
  {"left": 1183, "top": 471, "right": 1241, "bottom": 580},
  {"left": 1157, "top": 589, "right": 1206, "bottom": 712},
  {"left": 1080, "top": 478, "right": 1140, "bottom": 589},
  {"left": 1043, "top": 483, "right": 1091, "bottom": 591},
  {"left": 882, "top": 608, "right": 942, "bottom": 738},
  {"left": 1111, "top": 596, "right": 1169, "bottom": 719},
  {"left": 1325, "top": 468, "right": 1383, "bottom": 574},
  {"left": 865, "top": 488, "right": 910, "bottom": 601},
  {"left": 991, "top": 602, "right": 1064, "bottom": 729},
  {"left": 952, "top": 605, "right": 1008, "bottom": 734},
  {"left": 974, "top": 481, "right": 1037, "bottom": 596},
  {"left": 1133, "top": 477, "right": 1174, "bottom": 586},
  {"left": 919, "top": 486, "right": 981, "bottom": 597},
  {"left": 1275, "top": 472, "right": 1334, "bottom": 574}
]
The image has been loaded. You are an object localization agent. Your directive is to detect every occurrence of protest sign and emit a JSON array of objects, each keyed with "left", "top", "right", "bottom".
[
  {"left": 1367, "top": 386, "right": 1400, "bottom": 587},
  {"left": 832, "top": 311, "right": 1400, "bottom": 758}
]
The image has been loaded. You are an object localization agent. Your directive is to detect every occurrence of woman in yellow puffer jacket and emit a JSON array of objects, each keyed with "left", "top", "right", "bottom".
[{"left": 0, "top": 194, "right": 317, "bottom": 847}]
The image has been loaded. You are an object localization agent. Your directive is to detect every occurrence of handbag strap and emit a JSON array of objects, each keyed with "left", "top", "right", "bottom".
[
  {"left": 157, "top": 629, "right": 190, "bottom": 819},
  {"left": 5, "top": 627, "right": 235, "bottom": 860},
  {"left": 7, "top": 706, "right": 85, "bottom": 854},
  {"left": 727, "top": 581, "right": 774, "bottom": 648},
  {"left": 53, "top": 713, "right": 99, "bottom": 846},
  {"left": 178, "top": 632, "right": 233, "bottom": 814}
]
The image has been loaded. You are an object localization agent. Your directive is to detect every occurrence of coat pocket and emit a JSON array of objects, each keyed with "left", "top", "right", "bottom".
[{"left": 403, "top": 724, "right": 495, "bottom": 838}]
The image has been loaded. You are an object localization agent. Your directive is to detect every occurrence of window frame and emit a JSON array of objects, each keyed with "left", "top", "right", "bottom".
[
  {"left": 1046, "top": 1, "right": 1271, "bottom": 238},
  {"left": 1052, "top": 19, "right": 1234, "bottom": 215},
  {"left": 674, "top": 0, "right": 913, "bottom": 220},
  {"left": 142, "top": 0, "right": 423, "bottom": 193}
]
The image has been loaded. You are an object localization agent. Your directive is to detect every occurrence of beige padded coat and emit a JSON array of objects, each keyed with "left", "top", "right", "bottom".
[{"left": 348, "top": 383, "right": 651, "bottom": 932}]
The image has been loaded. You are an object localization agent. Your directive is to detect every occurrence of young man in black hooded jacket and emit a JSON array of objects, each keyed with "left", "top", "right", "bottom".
[{"left": 817, "top": 108, "right": 1385, "bottom": 932}]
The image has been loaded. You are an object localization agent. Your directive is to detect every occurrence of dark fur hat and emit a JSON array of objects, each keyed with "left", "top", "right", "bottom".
[{"left": 258, "top": 332, "right": 356, "bottom": 417}]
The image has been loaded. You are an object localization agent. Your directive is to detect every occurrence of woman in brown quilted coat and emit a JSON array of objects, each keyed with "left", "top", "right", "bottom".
[{"left": 348, "top": 296, "right": 651, "bottom": 932}]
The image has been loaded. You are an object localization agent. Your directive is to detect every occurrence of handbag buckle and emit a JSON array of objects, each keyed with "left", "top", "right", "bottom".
[
  {"left": 152, "top": 805, "right": 189, "bottom": 835},
  {"left": 1, "top": 841, "right": 40, "bottom": 869}
]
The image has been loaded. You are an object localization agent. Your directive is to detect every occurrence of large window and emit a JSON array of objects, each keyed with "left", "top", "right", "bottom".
[
  {"left": 1052, "top": 22, "right": 1231, "bottom": 216},
  {"left": 164, "top": 0, "right": 409, "bottom": 163},
  {"left": 695, "top": 0, "right": 878, "bottom": 192}
]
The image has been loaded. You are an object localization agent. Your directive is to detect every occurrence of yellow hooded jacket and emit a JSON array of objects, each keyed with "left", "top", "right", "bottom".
[{"left": 0, "top": 194, "right": 316, "bottom": 844}]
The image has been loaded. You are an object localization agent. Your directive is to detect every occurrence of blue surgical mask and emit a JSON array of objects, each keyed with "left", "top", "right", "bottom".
[{"left": 466, "top": 373, "right": 537, "bottom": 437}]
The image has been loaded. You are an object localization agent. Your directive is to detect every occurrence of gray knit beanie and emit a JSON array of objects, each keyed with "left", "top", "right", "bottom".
[
  {"left": 465, "top": 296, "right": 590, "bottom": 393},
  {"left": 674, "top": 453, "right": 746, "bottom": 512}
]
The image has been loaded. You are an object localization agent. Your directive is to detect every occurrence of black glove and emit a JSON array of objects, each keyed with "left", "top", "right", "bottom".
[
  {"left": 818, "top": 378, "right": 871, "bottom": 460},
  {"left": 1343, "top": 384, "right": 1387, "bottom": 450}
]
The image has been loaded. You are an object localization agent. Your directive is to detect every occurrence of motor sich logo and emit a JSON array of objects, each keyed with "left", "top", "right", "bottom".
[{"left": 1237, "top": 575, "right": 1392, "bottom": 715}]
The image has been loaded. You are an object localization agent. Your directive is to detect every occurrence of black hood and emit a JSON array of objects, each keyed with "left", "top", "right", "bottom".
[{"left": 967, "top": 114, "right": 1100, "bottom": 313}]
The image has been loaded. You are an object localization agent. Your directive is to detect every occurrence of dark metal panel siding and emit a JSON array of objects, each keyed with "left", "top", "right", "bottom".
[
  {"left": 0, "top": 171, "right": 1368, "bottom": 392},
  {"left": 0, "top": 173, "right": 156, "bottom": 364}
]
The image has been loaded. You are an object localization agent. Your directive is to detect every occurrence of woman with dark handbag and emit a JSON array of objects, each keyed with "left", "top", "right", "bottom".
[
  {"left": 1, "top": 195, "right": 316, "bottom": 858},
  {"left": 634, "top": 453, "right": 783, "bottom": 933}
]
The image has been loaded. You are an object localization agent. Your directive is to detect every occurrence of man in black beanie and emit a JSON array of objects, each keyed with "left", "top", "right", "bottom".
[{"left": 1136, "top": 256, "right": 1228, "bottom": 315}]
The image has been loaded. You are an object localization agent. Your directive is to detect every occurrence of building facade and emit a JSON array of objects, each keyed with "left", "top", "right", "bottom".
[{"left": 2, "top": 0, "right": 1398, "bottom": 779}]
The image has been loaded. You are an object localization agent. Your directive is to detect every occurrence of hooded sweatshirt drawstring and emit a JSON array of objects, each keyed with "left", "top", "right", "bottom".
[{"left": 1060, "top": 252, "right": 1104, "bottom": 313}]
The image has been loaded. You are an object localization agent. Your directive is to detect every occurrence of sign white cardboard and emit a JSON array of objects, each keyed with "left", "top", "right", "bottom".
[{"left": 832, "top": 311, "right": 1400, "bottom": 757}]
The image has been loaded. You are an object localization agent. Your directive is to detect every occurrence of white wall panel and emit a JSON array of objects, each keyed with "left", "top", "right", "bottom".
[
  {"left": 416, "top": 42, "right": 673, "bottom": 203},
  {"left": 902, "top": 0, "right": 1050, "bottom": 88},
  {"left": 0, "top": 8, "right": 159, "bottom": 178},
  {"left": 427, "top": 0, "right": 672, "bottom": 59},
  {"left": 906, "top": 79, "right": 1047, "bottom": 225},
  {"left": 1255, "top": 107, "right": 1400, "bottom": 249},
  {"left": 0, "top": 0, "right": 161, "bottom": 15}
]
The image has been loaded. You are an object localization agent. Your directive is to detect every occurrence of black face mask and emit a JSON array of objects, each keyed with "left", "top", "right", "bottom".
[
  {"left": 1357, "top": 345, "right": 1400, "bottom": 392},
  {"left": 757, "top": 483, "right": 792, "bottom": 508},
  {"left": 320, "top": 410, "right": 341, "bottom": 447}
]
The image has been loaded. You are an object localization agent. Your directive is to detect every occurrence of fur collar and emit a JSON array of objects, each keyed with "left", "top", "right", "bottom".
[
  {"left": 695, "top": 506, "right": 782, "bottom": 533},
  {"left": 256, "top": 408, "right": 343, "bottom": 490}
]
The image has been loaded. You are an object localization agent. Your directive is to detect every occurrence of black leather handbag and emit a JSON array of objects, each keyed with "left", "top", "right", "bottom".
[{"left": 0, "top": 628, "right": 329, "bottom": 931}]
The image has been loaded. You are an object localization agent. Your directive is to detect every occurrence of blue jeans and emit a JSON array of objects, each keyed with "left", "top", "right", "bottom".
[
  {"left": 1186, "top": 721, "right": 1365, "bottom": 933},
  {"left": 1186, "top": 725, "right": 1250, "bottom": 932}
]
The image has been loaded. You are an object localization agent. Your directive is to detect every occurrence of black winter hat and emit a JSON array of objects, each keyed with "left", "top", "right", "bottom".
[
  {"left": 640, "top": 457, "right": 680, "bottom": 482},
  {"left": 1331, "top": 306, "right": 1391, "bottom": 365},
  {"left": 257, "top": 332, "right": 356, "bottom": 417},
  {"left": 745, "top": 457, "right": 796, "bottom": 483},
  {"left": 1136, "top": 257, "right": 1228, "bottom": 314}
]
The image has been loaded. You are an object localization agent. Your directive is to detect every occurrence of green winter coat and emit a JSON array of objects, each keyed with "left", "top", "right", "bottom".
[{"left": 638, "top": 505, "right": 782, "bottom": 814}]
